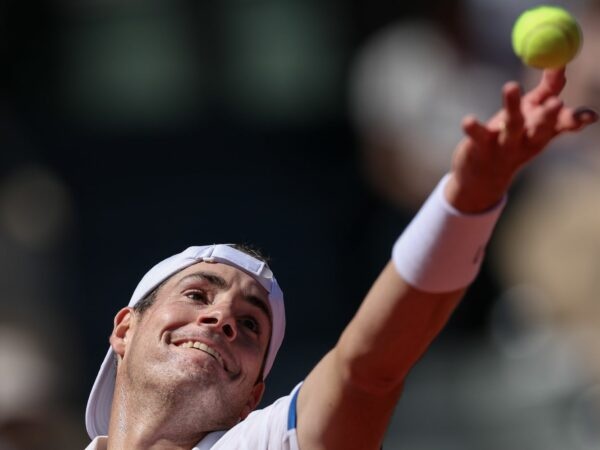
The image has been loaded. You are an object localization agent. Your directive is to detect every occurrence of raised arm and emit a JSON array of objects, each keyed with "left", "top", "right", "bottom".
[{"left": 296, "top": 68, "right": 597, "bottom": 450}]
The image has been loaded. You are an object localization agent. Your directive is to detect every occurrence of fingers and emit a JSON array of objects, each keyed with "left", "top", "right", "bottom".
[
  {"left": 460, "top": 77, "right": 597, "bottom": 163},
  {"left": 526, "top": 97, "right": 563, "bottom": 146},
  {"left": 503, "top": 82, "right": 524, "bottom": 126},
  {"left": 500, "top": 82, "right": 525, "bottom": 140},
  {"left": 464, "top": 82, "right": 527, "bottom": 148},
  {"left": 556, "top": 107, "right": 599, "bottom": 132},
  {"left": 462, "top": 115, "right": 495, "bottom": 147},
  {"left": 525, "top": 68, "right": 566, "bottom": 106},
  {"left": 499, "top": 72, "right": 597, "bottom": 148}
]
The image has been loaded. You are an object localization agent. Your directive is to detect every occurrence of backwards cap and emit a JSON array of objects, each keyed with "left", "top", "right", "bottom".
[{"left": 85, "top": 245, "right": 285, "bottom": 439}]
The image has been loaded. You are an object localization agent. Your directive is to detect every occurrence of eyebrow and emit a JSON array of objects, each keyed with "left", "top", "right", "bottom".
[{"left": 178, "top": 271, "right": 272, "bottom": 326}]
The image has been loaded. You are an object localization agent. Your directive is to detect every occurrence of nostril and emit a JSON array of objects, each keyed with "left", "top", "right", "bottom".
[
  {"left": 223, "top": 324, "right": 234, "bottom": 338},
  {"left": 200, "top": 317, "right": 218, "bottom": 325}
]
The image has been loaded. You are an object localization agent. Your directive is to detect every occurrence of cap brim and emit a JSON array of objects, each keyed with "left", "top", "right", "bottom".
[{"left": 85, "top": 347, "right": 116, "bottom": 438}]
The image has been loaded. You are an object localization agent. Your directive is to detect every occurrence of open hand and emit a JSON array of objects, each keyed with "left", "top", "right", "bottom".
[{"left": 447, "top": 68, "right": 598, "bottom": 213}]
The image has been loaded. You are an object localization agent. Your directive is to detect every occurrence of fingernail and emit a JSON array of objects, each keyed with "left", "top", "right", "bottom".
[{"left": 574, "top": 107, "right": 599, "bottom": 122}]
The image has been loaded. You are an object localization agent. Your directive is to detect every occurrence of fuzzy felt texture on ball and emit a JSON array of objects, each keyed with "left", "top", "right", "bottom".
[{"left": 512, "top": 5, "right": 582, "bottom": 69}]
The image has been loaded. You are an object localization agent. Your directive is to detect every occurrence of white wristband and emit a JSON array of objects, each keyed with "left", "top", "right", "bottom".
[{"left": 392, "top": 174, "right": 506, "bottom": 293}]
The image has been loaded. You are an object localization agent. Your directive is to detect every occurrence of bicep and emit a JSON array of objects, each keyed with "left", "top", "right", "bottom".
[{"left": 296, "top": 350, "right": 401, "bottom": 450}]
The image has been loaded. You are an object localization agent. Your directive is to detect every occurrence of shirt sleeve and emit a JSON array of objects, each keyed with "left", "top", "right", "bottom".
[{"left": 209, "top": 383, "right": 302, "bottom": 450}]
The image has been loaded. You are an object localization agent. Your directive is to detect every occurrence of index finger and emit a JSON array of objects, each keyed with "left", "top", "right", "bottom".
[
  {"left": 503, "top": 81, "right": 524, "bottom": 131},
  {"left": 525, "top": 68, "right": 566, "bottom": 105}
]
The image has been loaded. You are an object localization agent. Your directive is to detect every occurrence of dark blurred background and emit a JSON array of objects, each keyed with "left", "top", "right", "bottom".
[{"left": 2, "top": 0, "right": 600, "bottom": 448}]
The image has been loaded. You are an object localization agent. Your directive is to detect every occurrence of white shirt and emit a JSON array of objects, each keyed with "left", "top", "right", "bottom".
[{"left": 85, "top": 384, "right": 301, "bottom": 450}]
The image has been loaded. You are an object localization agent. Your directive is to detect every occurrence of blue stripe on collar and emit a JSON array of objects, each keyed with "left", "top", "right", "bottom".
[{"left": 287, "top": 386, "right": 300, "bottom": 430}]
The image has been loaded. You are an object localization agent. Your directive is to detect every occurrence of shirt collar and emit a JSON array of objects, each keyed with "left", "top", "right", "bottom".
[{"left": 86, "top": 431, "right": 226, "bottom": 450}]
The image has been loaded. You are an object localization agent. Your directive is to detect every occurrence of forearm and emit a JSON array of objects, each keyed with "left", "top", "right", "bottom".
[
  {"left": 335, "top": 173, "right": 505, "bottom": 391},
  {"left": 336, "top": 262, "right": 465, "bottom": 393}
]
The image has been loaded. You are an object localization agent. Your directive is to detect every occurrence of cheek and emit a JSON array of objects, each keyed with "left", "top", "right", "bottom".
[
  {"left": 151, "top": 303, "right": 198, "bottom": 332},
  {"left": 236, "top": 339, "right": 268, "bottom": 372}
]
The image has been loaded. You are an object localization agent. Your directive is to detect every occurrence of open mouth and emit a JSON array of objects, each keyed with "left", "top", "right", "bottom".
[{"left": 175, "top": 341, "right": 227, "bottom": 370}]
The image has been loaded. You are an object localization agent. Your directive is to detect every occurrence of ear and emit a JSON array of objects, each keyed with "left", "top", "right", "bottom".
[
  {"left": 109, "top": 307, "right": 134, "bottom": 358},
  {"left": 239, "top": 382, "right": 266, "bottom": 421}
]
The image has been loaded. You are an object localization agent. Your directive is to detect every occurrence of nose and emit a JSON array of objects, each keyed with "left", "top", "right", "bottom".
[{"left": 197, "top": 306, "right": 237, "bottom": 340}]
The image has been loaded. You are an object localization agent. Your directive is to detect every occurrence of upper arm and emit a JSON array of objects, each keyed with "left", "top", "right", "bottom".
[
  {"left": 295, "top": 351, "right": 401, "bottom": 450},
  {"left": 294, "top": 262, "right": 465, "bottom": 450}
]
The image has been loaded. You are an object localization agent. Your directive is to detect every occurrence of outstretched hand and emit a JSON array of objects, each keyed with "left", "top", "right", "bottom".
[{"left": 446, "top": 68, "right": 598, "bottom": 213}]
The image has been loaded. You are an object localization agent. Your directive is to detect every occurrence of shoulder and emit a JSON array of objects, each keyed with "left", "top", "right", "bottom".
[{"left": 202, "top": 383, "right": 302, "bottom": 450}]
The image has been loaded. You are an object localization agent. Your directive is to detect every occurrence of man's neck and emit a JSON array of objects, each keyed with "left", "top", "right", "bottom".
[
  {"left": 105, "top": 383, "right": 208, "bottom": 450},
  {"left": 106, "top": 434, "right": 201, "bottom": 450}
]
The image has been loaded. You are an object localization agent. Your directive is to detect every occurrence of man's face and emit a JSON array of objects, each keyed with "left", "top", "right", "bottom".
[{"left": 110, "top": 261, "right": 272, "bottom": 429}]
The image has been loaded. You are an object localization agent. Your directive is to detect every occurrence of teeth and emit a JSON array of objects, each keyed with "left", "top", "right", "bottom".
[{"left": 177, "top": 341, "right": 224, "bottom": 367}]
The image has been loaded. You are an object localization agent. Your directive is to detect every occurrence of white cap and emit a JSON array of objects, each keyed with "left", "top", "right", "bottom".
[{"left": 85, "top": 244, "right": 285, "bottom": 438}]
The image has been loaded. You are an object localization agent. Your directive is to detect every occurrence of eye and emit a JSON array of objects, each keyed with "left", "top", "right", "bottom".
[
  {"left": 240, "top": 317, "right": 260, "bottom": 334},
  {"left": 185, "top": 290, "right": 208, "bottom": 303}
]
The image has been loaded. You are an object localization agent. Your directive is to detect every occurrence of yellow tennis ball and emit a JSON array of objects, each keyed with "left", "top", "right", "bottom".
[{"left": 512, "top": 5, "right": 582, "bottom": 69}]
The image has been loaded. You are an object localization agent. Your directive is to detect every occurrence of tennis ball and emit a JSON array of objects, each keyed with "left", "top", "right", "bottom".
[{"left": 512, "top": 5, "right": 582, "bottom": 69}]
